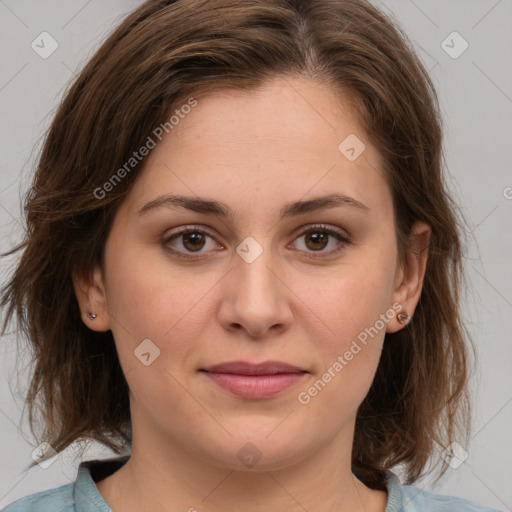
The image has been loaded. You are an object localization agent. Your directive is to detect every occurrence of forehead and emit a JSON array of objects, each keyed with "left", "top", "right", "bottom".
[
  {"left": 121, "top": 76, "right": 392, "bottom": 219},
  {"left": 172, "top": 77, "right": 367, "bottom": 154}
]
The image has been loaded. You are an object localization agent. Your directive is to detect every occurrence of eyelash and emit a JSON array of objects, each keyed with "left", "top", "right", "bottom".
[{"left": 162, "top": 224, "right": 352, "bottom": 261}]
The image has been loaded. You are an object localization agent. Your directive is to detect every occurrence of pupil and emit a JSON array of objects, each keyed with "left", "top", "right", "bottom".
[
  {"left": 184, "top": 232, "right": 205, "bottom": 252},
  {"left": 306, "top": 232, "right": 327, "bottom": 251},
  {"left": 181, "top": 231, "right": 329, "bottom": 253}
]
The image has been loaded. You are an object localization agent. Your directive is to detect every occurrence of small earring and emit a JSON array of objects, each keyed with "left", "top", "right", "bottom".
[
  {"left": 397, "top": 311, "right": 409, "bottom": 325},
  {"left": 86, "top": 311, "right": 97, "bottom": 320}
]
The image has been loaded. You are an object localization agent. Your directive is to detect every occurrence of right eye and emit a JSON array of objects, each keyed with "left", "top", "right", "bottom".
[{"left": 162, "top": 225, "right": 223, "bottom": 259}]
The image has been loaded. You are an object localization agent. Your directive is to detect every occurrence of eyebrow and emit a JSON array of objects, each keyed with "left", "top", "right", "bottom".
[{"left": 137, "top": 193, "right": 371, "bottom": 220}]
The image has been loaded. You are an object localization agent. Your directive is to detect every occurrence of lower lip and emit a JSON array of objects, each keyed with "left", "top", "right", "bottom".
[{"left": 202, "top": 371, "right": 306, "bottom": 399}]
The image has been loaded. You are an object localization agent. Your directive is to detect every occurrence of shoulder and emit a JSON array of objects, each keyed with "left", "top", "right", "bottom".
[
  {"left": 401, "top": 484, "right": 504, "bottom": 511},
  {"left": 1, "top": 455, "right": 129, "bottom": 512},
  {"left": 1, "top": 482, "right": 75, "bottom": 512},
  {"left": 386, "top": 471, "right": 504, "bottom": 512}
]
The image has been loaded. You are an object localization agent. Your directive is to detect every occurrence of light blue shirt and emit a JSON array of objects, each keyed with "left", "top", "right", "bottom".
[{"left": 2, "top": 456, "right": 503, "bottom": 511}]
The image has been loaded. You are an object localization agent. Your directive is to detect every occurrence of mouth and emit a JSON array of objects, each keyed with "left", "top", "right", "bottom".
[
  {"left": 201, "top": 360, "right": 307, "bottom": 375},
  {"left": 199, "top": 360, "right": 308, "bottom": 399}
]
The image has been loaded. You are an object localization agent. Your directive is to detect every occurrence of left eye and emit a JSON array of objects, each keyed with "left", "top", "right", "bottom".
[
  {"left": 164, "top": 226, "right": 220, "bottom": 255},
  {"left": 290, "top": 225, "right": 351, "bottom": 254},
  {"left": 162, "top": 224, "right": 351, "bottom": 259}
]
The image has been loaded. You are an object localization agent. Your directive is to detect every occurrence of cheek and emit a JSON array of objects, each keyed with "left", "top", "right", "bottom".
[
  {"left": 103, "top": 236, "right": 217, "bottom": 371},
  {"left": 298, "top": 252, "right": 395, "bottom": 406},
  {"left": 103, "top": 251, "right": 213, "bottom": 419},
  {"left": 309, "top": 258, "right": 395, "bottom": 346},
  {"left": 296, "top": 285, "right": 388, "bottom": 423}
]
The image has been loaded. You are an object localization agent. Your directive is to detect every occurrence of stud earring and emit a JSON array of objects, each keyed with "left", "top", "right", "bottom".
[
  {"left": 86, "top": 311, "right": 97, "bottom": 320},
  {"left": 397, "top": 311, "right": 409, "bottom": 325}
]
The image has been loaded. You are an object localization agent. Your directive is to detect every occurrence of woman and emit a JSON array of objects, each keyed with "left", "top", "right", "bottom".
[{"left": 1, "top": 0, "right": 502, "bottom": 511}]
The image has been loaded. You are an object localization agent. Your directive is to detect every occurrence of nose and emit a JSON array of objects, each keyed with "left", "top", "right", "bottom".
[{"left": 217, "top": 239, "right": 293, "bottom": 339}]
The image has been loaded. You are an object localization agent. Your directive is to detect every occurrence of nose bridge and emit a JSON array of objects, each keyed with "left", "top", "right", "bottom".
[
  {"left": 219, "top": 233, "right": 292, "bottom": 336},
  {"left": 233, "top": 234, "right": 280, "bottom": 303}
]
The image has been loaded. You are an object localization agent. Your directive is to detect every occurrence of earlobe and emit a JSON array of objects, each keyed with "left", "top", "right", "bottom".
[
  {"left": 72, "top": 264, "right": 111, "bottom": 332},
  {"left": 387, "top": 221, "right": 431, "bottom": 333},
  {"left": 396, "top": 310, "right": 409, "bottom": 325}
]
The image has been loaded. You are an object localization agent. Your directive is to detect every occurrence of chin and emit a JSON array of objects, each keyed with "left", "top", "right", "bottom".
[{"left": 194, "top": 428, "right": 314, "bottom": 472}]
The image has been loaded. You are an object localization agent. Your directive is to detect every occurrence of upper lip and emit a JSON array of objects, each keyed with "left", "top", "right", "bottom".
[{"left": 201, "top": 360, "right": 307, "bottom": 375}]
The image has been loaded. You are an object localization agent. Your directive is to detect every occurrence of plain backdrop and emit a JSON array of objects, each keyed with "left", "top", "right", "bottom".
[{"left": 0, "top": 0, "right": 511, "bottom": 510}]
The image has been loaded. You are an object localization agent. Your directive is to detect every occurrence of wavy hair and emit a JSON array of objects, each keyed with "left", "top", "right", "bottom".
[{"left": 1, "top": 0, "right": 473, "bottom": 490}]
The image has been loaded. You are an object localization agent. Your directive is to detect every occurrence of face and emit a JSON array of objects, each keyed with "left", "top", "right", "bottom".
[{"left": 77, "top": 76, "right": 426, "bottom": 472}]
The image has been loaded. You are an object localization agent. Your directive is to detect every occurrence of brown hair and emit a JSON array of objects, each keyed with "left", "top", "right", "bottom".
[{"left": 1, "top": 0, "right": 473, "bottom": 490}]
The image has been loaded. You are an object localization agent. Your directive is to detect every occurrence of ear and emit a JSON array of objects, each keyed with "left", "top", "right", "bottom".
[
  {"left": 386, "top": 221, "right": 431, "bottom": 333},
  {"left": 72, "top": 264, "right": 111, "bottom": 332}
]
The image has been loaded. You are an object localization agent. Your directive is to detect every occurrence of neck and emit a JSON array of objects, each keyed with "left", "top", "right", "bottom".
[{"left": 95, "top": 428, "right": 388, "bottom": 512}]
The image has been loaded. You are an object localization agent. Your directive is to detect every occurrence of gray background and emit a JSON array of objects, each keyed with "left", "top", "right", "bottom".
[{"left": 0, "top": 0, "right": 511, "bottom": 510}]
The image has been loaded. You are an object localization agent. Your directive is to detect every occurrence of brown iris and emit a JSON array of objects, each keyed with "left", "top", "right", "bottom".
[
  {"left": 304, "top": 231, "right": 329, "bottom": 251},
  {"left": 182, "top": 231, "right": 206, "bottom": 252}
]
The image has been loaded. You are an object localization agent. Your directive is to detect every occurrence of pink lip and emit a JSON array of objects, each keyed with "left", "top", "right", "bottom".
[{"left": 200, "top": 360, "right": 307, "bottom": 399}]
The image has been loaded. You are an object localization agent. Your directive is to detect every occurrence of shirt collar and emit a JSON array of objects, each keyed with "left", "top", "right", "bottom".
[
  {"left": 385, "top": 470, "right": 406, "bottom": 511},
  {"left": 73, "top": 456, "right": 404, "bottom": 512},
  {"left": 74, "top": 455, "right": 130, "bottom": 512}
]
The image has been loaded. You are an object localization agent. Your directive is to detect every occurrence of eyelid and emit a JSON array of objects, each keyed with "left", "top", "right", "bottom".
[
  {"left": 288, "top": 224, "right": 351, "bottom": 259},
  {"left": 290, "top": 223, "right": 350, "bottom": 242},
  {"left": 161, "top": 225, "right": 222, "bottom": 258},
  {"left": 161, "top": 223, "right": 351, "bottom": 260}
]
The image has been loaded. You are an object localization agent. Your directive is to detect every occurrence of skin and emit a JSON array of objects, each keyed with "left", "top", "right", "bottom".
[{"left": 74, "top": 76, "right": 430, "bottom": 512}]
